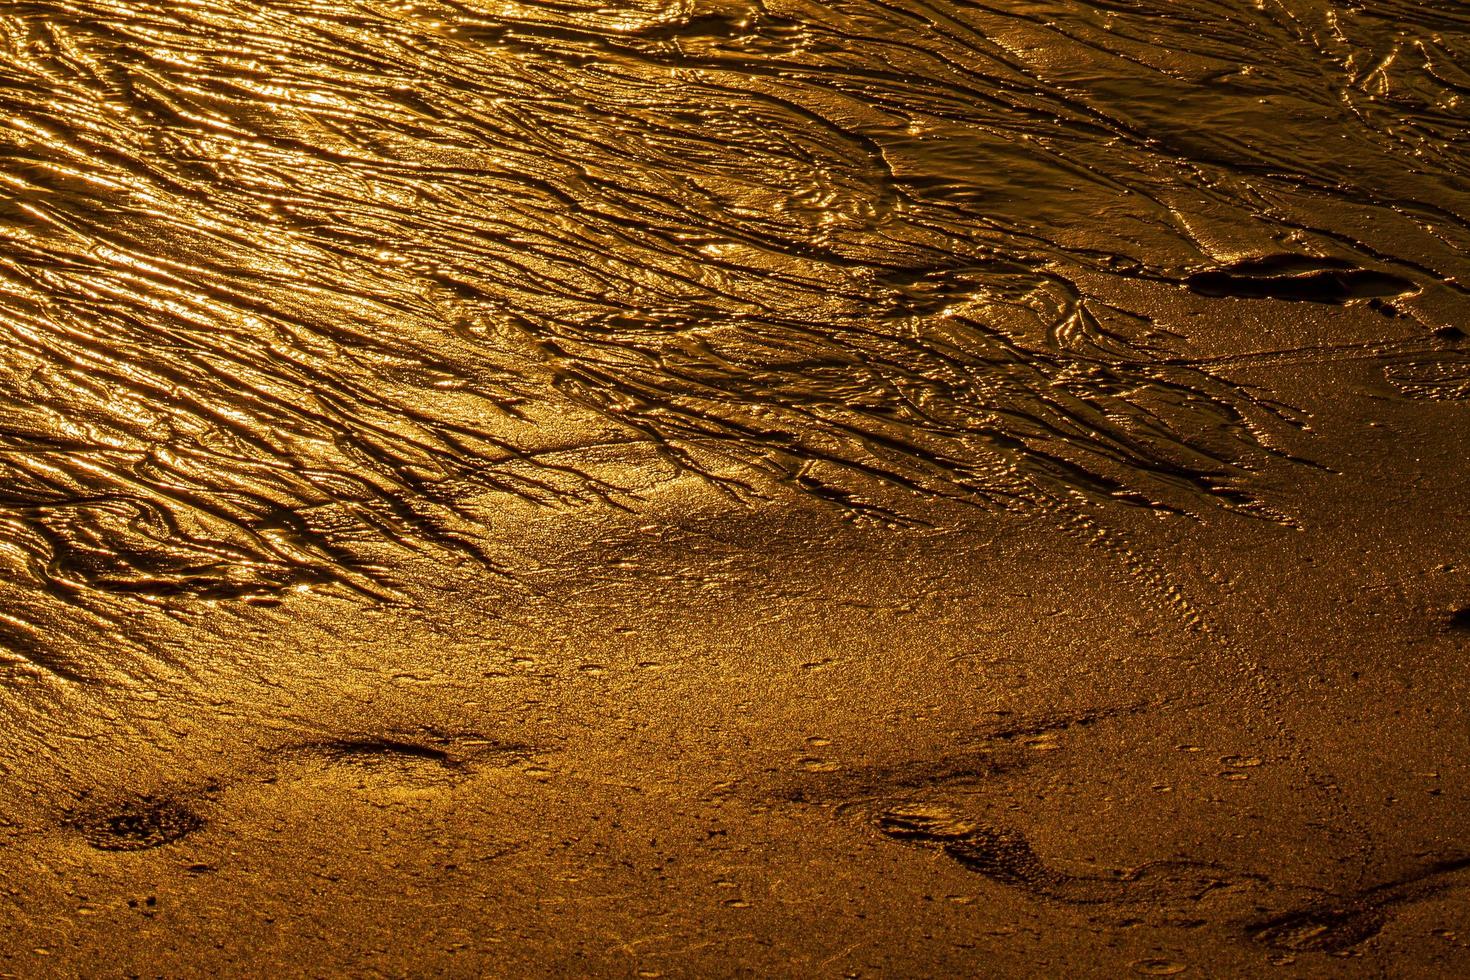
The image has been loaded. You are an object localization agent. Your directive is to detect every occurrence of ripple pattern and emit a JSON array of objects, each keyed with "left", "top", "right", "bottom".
[{"left": 0, "top": 0, "right": 1466, "bottom": 671}]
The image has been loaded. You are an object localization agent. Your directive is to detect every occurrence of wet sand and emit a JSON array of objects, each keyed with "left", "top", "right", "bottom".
[{"left": 1, "top": 0, "right": 1468, "bottom": 975}]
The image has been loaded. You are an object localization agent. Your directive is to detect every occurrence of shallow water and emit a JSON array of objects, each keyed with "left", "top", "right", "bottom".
[
  {"left": 0, "top": 1, "right": 1468, "bottom": 972},
  {"left": 1, "top": 1, "right": 1464, "bottom": 625}
]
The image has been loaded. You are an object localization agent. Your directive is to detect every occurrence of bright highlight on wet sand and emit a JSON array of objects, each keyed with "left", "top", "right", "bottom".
[{"left": 0, "top": 0, "right": 1467, "bottom": 975}]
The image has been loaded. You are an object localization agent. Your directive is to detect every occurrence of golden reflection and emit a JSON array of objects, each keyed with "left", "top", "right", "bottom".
[{"left": 0, "top": 0, "right": 1466, "bottom": 973}]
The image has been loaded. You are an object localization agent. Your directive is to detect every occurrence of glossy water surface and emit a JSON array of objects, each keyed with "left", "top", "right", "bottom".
[{"left": 0, "top": 0, "right": 1465, "bottom": 672}]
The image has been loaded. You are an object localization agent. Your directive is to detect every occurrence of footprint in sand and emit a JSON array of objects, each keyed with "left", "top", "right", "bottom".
[
  {"left": 67, "top": 730, "right": 534, "bottom": 850},
  {"left": 1245, "top": 857, "right": 1470, "bottom": 954},
  {"left": 869, "top": 800, "right": 1470, "bottom": 957},
  {"left": 72, "top": 796, "right": 206, "bottom": 852},
  {"left": 871, "top": 803, "right": 1224, "bottom": 906},
  {"left": 267, "top": 733, "right": 530, "bottom": 795}
]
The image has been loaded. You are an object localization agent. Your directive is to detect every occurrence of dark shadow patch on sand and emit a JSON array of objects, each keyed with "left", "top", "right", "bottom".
[
  {"left": 72, "top": 796, "right": 204, "bottom": 852},
  {"left": 865, "top": 797, "right": 1470, "bottom": 957},
  {"left": 768, "top": 703, "right": 1157, "bottom": 805},
  {"left": 301, "top": 737, "right": 457, "bottom": 767},
  {"left": 762, "top": 703, "right": 1151, "bottom": 806},
  {"left": 766, "top": 698, "right": 1468, "bottom": 960},
  {"left": 1247, "top": 904, "right": 1389, "bottom": 953},
  {"left": 1447, "top": 606, "right": 1470, "bottom": 632},
  {"left": 64, "top": 730, "right": 535, "bottom": 851},
  {"left": 978, "top": 702, "right": 1148, "bottom": 743},
  {"left": 1245, "top": 856, "right": 1470, "bottom": 954},
  {"left": 274, "top": 732, "right": 534, "bottom": 773},
  {"left": 1185, "top": 256, "right": 1418, "bottom": 304},
  {"left": 873, "top": 803, "right": 1225, "bottom": 907},
  {"left": 767, "top": 748, "right": 1021, "bottom": 805}
]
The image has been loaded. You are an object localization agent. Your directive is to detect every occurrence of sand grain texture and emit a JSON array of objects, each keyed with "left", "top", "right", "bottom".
[{"left": 0, "top": 0, "right": 1467, "bottom": 975}]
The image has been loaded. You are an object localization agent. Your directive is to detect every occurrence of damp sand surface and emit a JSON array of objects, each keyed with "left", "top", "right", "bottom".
[{"left": 1, "top": 0, "right": 1469, "bottom": 975}]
